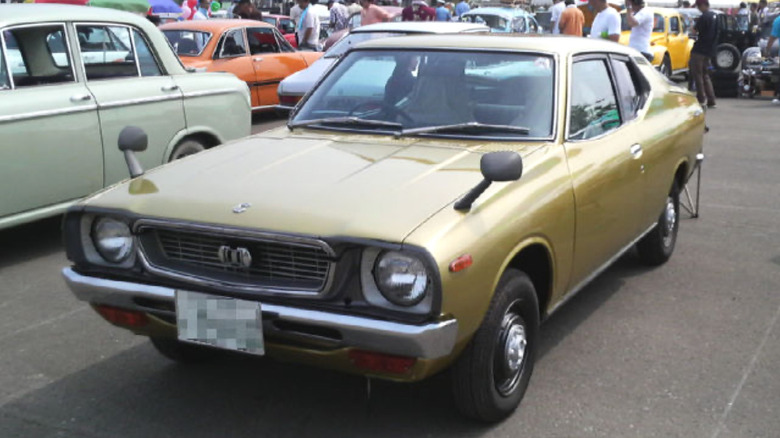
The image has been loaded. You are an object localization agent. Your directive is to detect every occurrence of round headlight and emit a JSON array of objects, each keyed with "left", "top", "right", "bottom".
[
  {"left": 373, "top": 251, "right": 429, "bottom": 307},
  {"left": 91, "top": 217, "right": 134, "bottom": 263}
]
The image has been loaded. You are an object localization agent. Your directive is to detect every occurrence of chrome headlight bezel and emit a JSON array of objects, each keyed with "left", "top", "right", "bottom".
[
  {"left": 360, "top": 247, "right": 437, "bottom": 314},
  {"left": 79, "top": 214, "right": 137, "bottom": 268}
]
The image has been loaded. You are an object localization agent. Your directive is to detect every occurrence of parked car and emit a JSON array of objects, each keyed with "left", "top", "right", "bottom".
[
  {"left": 460, "top": 7, "right": 542, "bottom": 34},
  {"left": 277, "top": 21, "right": 488, "bottom": 111},
  {"left": 619, "top": 7, "right": 694, "bottom": 78},
  {"left": 160, "top": 19, "right": 321, "bottom": 111},
  {"left": 0, "top": 4, "right": 250, "bottom": 231},
  {"left": 261, "top": 13, "right": 298, "bottom": 48},
  {"left": 62, "top": 35, "right": 705, "bottom": 422},
  {"left": 701, "top": 10, "right": 754, "bottom": 97}
]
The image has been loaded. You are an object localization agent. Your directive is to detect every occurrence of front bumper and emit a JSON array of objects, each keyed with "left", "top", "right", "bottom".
[{"left": 62, "top": 267, "right": 458, "bottom": 359}]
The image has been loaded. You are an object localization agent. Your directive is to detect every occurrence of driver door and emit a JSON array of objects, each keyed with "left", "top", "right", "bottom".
[
  {"left": 210, "top": 27, "right": 259, "bottom": 107},
  {"left": 246, "top": 26, "right": 308, "bottom": 108},
  {"left": 667, "top": 16, "right": 687, "bottom": 71}
]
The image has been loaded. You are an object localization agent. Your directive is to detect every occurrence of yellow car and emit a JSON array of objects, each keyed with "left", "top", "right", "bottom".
[
  {"left": 620, "top": 7, "right": 694, "bottom": 78},
  {"left": 62, "top": 35, "right": 705, "bottom": 422}
]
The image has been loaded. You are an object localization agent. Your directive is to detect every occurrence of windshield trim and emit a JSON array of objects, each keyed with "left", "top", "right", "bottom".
[{"left": 290, "top": 47, "right": 559, "bottom": 143}]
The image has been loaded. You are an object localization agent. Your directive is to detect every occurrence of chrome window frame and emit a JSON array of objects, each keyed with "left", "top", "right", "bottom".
[
  {"left": 291, "top": 47, "right": 560, "bottom": 143},
  {"left": 212, "top": 27, "right": 249, "bottom": 60},
  {"left": 564, "top": 53, "right": 623, "bottom": 142},
  {"left": 0, "top": 29, "right": 13, "bottom": 90},
  {"left": 128, "top": 28, "right": 164, "bottom": 77},
  {"left": 0, "top": 23, "right": 77, "bottom": 90},
  {"left": 162, "top": 29, "right": 213, "bottom": 57},
  {"left": 73, "top": 22, "right": 164, "bottom": 81}
]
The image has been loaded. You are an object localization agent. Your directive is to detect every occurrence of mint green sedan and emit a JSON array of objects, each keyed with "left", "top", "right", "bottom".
[{"left": 0, "top": 4, "right": 251, "bottom": 230}]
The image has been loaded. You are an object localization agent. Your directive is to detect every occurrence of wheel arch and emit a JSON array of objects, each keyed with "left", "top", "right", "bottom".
[
  {"left": 162, "top": 127, "right": 224, "bottom": 162},
  {"left": 499, "top": 238, "right": 554, "bottom": 321},
  {"left": 673, "top": 158, "right": 689, "bottom": 191}
]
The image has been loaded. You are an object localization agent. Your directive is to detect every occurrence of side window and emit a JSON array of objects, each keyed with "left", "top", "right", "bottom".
[
  {"left": 132, "top": 29, "right": 161, "bottom": 77},
  {"left": 247, "top": 27, "right": 280, "bottom": 54},
  {"left": 77, "top": 25, "right": 138, "bottom": 80},
  {"left": 511, "top": 17, "right": 527, "bottom": 33},
  {"left": 670, "top": 17, "right": 680, "bottom": 34},
  {"left": 568, "top": 59, "right": 620, "bottom": 141},
  {"left": 217, "top": 28, "right": 248, "bottom": 58},
  {"left": 529, "top": 18, "right": 538, "bottom": 33},
  {"left": 653, "top": 14, "right": 665, "bottom": 32},
  {"left": 0, "top": 39, "right": 9, "bottom": 90},
  {"left": 280, "top": 19, "right": 295, "bottom": 35},
  {"left": 610, "top": 58, "right": 647, "bottom": 122},
  {"left": 4, "top": 25, "right": 75, "bottom": 88}
]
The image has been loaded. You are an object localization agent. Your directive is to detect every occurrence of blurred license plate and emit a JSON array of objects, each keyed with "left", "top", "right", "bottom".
[{"left": 175, "top": 291, "right": 264, "bottom": 355}]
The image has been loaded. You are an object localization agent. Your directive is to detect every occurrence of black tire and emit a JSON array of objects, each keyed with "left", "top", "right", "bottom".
[
  {"left": 451, "top": 269, "right": 539, "bottom": 423},
  {"left": 712, "top": 43, "right": 740, "bottom": 72},
  {"left": 660, "top": 54, "right": 672, "bottom": 79},
  {"left": 150, "top": 336, "right": 217, "bottom": 363},
  {"left": 168, "top": 139, "right": 206, "bottom": 162},
  {"left": 637, "top": 181, "right": 680, "bottom": 266}
]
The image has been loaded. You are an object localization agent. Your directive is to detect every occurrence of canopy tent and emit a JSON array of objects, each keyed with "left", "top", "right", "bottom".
[
  {"left": 87, "top": 0, "right": 150, "bottom": 13},
  {"left": 34, "top": 0, "right": 89, "bottom": 4},
  {"left": 149, "top": 0, "right": 181, "bottom": 14}
]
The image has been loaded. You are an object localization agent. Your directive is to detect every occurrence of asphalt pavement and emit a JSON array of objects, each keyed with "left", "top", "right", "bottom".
[{"left": 0, "top": 98, "right": 778, "bottom": 438}]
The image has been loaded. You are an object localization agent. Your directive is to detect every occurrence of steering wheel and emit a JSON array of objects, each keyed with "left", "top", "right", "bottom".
[{"left": 347, "top": 100, "right": 413, "bottom": 123}]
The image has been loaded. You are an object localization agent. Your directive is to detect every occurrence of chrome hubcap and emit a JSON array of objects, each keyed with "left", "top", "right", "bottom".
[
  {"left": 662, "top": 196, "right": 676, "bottom": 247},
  {"left": 717, "top": 51, "right": 734, "bottom": 69},
  {"left": 504, "top": 324, "right": 527, "bottom": 373}
]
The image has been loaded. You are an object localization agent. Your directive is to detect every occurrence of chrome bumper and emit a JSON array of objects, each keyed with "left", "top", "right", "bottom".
[{"left": 62, "top": 268, "right": 458, "bottom": 359}]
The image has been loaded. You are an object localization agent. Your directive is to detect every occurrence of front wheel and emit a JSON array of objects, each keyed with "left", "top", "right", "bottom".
[
  {"left": 168, "top": 139, "right": 206, "bottom": 162},
  {"left": 451, "top": 269, "right": 539, "bottom": 422},
  {"left": 636, "top": 181, "right": 680, "bottom": 266}
]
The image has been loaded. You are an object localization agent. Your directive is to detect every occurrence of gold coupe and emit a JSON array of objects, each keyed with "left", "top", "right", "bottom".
[{"left": 62, "top": 35, "right": 705, "bottom": 422}]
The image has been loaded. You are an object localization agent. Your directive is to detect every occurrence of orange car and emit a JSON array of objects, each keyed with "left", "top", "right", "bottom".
[{"left": 161, "top": 20, "right": 322, "bottom": 111}]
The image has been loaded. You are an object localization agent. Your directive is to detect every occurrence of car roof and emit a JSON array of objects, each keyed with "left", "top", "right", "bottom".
[
  {"left": 462, "top": 7, "right": 533, "bottom": 18},
  {"left": 0, "top": 4, "right": 152, "bottom": 28},
  {"left": 353, "top": 21, "right": 489, "bottom": 33},
  {"left": 356, "top": 34, "right": 638, "bottom": 57},
  {"left": 159, "top": 19, "right": 274, "bottom": 32}
]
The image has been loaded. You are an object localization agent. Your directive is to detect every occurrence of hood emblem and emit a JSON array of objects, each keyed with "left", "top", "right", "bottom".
[
  {"left": 218, "top": 245, "right": 253, "bottom": 268},
  {"left": 232, "top": 202, "right": 251, "bottom": 214}
]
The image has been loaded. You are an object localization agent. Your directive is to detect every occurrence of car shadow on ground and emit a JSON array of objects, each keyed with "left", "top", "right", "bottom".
[
  {"left": 1, "top": 250, "right": 657, "bottom": 438},
  {"left": 0, "top": 216, "right": 63, "bottom": 270}
]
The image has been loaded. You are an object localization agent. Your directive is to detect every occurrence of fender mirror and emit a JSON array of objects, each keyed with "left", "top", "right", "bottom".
[
  {"left": 454, "top": 151, "right": 523, "bottom": 211},
  {"left": 118, "top": 126, "right": 148, "bottom": 178}
]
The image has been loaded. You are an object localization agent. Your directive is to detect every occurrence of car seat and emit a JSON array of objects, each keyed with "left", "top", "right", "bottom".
[{"left": 403, "top": 57, "right": 473, "bottom": 127}]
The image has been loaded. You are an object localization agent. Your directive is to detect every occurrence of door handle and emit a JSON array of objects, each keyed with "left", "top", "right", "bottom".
[
  {"left": 70, "top": 94, "right": 92, "bottom": 103},
  {"left": 161, "top": 84, "right": 180, "bottom": 92},
  {"left": 253, "top": 57, "right": 263, "bottom": 62},
  {"left": 629, "top": 143, "right": 643, "bottom": 159}
]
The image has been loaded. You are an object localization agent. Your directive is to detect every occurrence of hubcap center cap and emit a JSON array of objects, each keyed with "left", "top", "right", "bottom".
[{"left": 504, "top": 324, "right": 527, "bottom": 372}]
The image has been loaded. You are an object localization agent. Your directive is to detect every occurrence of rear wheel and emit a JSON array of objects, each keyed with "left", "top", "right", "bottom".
[
  {"left": 660, "top": 54, "right": 672, "bottom": 79},
  {"left": 637, "top": 181, "right": 680, "bottom": 266},
  {"left": 451, "top": 269, "right": 539, "bottom": 422},
  {"left": 168, "top": 139, "right": 206, "bottom": 162}
]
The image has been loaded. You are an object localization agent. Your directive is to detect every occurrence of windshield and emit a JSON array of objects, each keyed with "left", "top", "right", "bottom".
[
  {"left": 462, "top": 14, "right": 510, "bottom": 32},
  {"left": 324, "top": 31, "right": 407, "bottom": 58},
  {"left": 162, "top": 30, "right": 212, "bottom": 56},
  {"left": 292, "top": 50, "right": 555, "bottom": 139}
]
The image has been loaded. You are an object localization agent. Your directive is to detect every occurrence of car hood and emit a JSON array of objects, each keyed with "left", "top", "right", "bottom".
[
  {"left": 278, "top": 57, "right": 336, "bottom": 95},
  {"left": 85, "top": 129, "right": 543, "bottom": 243}
]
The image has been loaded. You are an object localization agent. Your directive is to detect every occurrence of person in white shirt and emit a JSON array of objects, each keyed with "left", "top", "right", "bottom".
[
  {"left": 295, "top": 0, "right": 321, "bottom": 51},
  {"left": 588, "top": 0, "right": 620, "bottom": 41},
  {"left": 625, "top": 0, "right": 653, "bottom": 60},
  {"left": 549, "top": 0, "right": 566, "bottom": 35}
]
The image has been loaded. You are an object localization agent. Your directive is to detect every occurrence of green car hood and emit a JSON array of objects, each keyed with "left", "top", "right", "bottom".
[{"left": 85, "top": 129, "right": 539, "bottom": 243}]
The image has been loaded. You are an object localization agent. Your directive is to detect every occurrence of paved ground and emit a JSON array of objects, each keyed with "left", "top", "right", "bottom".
[{"left": 1, "top": 98, "right": 778, "bottom": 438}]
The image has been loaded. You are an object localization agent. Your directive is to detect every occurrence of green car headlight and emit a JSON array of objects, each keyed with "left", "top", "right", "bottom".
[
  {"left": 91, "top": 217, "right": 134, "bottom": 263},
  {"left": 373, "top": 251, "right": 429, "bottom": 307}
]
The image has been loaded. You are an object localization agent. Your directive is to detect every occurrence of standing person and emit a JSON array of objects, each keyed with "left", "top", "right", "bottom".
[
  {"left": 765, "top": 12, "right": 780, "bottom": 104},
  {"left": 328, "top": 0, "right": 349, "bottom": 31},
  {"left": 360, "top": 0, "right": 392, "bottom": 25},
  {"left": 412, "top": 0, "right": 435, "bottom": 21},
  {"left": 296, "top": 0, "right": 321, "bottom": 51},
  {"left": 588, "top": 0, "right": 620, "bottom": 41},
  {"left": 757, "top": 0, "right": 768, "bottom": 24},
  {"left": 625, "top": 0, "right": 653, "bottom": 61},
  {"left": 549, "top": 0, "right": 566, "bottom": 35},
  {"left": 454, "top": 0, "right": 469, "bottom": 19},
  {"left": 558, "top": 0, "right": 584, "bottom": 36},
  {"left": 690, "top": 0, "right": 717, "bottom": 108},
  {"left": 435, "top": 0, "right": 452, "bottom": 21},
  {"left": 402, "top": 0, "right": 415, "bottom": 21},
  {"left": 235, "top": 0, "right": 263, "bottom": 20},
  {"left": 198, "top": 0, "right": 211, "bottom": 18}
]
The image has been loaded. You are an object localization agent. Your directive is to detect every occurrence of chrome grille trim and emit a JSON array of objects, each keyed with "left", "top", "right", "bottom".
[{"left": 134, "top": 219, "right": 335, "bottom": 297}]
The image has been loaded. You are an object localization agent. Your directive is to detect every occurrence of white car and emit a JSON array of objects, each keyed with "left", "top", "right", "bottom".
[{"left": 276, "top": 21, "right": 488, "bottom": 111}]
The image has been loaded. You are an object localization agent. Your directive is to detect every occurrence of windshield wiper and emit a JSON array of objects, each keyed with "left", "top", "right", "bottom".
[
  {"left": 401, "top": 122, "right": 530, "bottom": 137},
  {"left": 289, "top": 116, "right": 403, "bottom": 131}
]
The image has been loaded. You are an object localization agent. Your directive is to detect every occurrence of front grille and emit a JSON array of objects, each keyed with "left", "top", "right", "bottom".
[{"left": 139, "top": 225, "right": 333, "bottom": 294}]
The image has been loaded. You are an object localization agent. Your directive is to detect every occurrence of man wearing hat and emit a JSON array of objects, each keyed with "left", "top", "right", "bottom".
[
  {"left": 435, "top": 0, "right": 451, "bottom": 21},
  {"left": 412, "top": 0, "right": 435, "bottom": 21},
  {"left": 690, "top": 0, "right": 717, "bottom": 108},
  {"left": 328, "top": 0, "right": 350, "bottom": 31}
]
